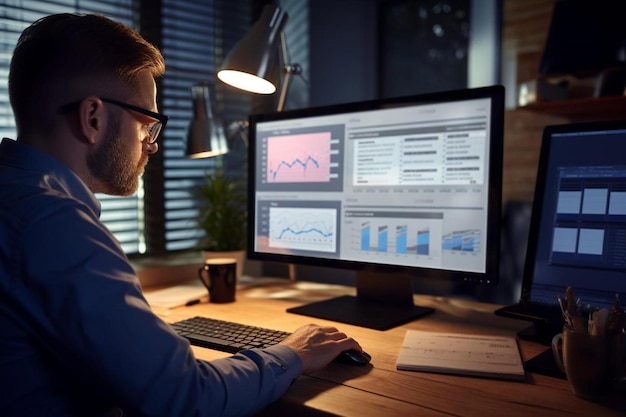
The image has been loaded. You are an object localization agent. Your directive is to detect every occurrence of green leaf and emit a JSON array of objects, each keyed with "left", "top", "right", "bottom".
[{"left": 193, "top": 169, "right": 247, "bottom": 251}]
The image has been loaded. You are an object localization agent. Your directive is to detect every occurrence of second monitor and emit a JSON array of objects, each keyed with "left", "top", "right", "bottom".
[{"left": 247, "top": 85, "right": 505, "bottom": 330}]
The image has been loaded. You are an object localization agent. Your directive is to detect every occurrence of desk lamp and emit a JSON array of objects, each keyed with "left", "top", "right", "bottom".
[
  {"left": 187, "top": 4, "right": 299, "bottom": 158},
  {"left": 216, "top": 4, "right": 302, "bottom": 113},
  {"left": 187, "top": 5, "right": 301, "bottom": 281},
  {"left": 215, "top": 4, "right": 303, "bottom": 280},
  {"left": 186, "top": 83, "right": 229, "bottom": 159}
]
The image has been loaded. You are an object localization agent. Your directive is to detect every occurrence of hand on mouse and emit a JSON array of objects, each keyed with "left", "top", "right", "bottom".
[{"left": 280, "top": 323, "right": 363, "bottom": 373}]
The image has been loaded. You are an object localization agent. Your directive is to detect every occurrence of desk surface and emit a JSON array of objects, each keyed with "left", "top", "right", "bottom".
[{"left": 155, "top": 278, "right": 626, "bottom": 417}]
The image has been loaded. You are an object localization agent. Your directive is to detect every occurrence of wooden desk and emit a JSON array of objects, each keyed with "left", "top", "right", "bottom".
[{"left": 156, "top": 278, "right": 626, "bottom": 417}]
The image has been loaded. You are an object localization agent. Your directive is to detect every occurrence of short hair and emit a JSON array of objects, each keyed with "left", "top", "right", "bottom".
[{"left": 8, "top": 13, "right": 165, "bottom": 133}]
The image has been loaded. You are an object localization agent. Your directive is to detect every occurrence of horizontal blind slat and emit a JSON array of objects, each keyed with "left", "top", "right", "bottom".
[{"left": 159, "top": 0, "right": 252, "bottom": 251}]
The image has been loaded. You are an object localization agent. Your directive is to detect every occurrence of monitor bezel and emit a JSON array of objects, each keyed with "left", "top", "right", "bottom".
[{"left": 247, "top": 85, "right": 505, "bottom": 288}]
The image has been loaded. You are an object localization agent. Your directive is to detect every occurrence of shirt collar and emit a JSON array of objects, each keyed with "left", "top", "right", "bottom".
[{"left": 0, "top": 138, "right": 101, "bottom": 217}]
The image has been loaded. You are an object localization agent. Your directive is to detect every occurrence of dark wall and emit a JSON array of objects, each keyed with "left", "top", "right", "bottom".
[
  {"left": 309, "top": 0, "right": 380, "bottom": 106},
  {"left": 307, "top": 0, "right": 500, "bottom": 106}
]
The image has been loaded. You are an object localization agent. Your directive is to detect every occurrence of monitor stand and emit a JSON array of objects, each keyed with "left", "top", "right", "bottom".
[
  {"left": 523, "top": 348, "right": 566, "bottom": 380},
  {"left": 286, "top": 270, "right": 434, "bottom": 330},
  {"left": 517, "top": 322, "right": 561, "bottom": 346},
  {"left": 517, "top": 323, "right": 565, "bottom": 379}
]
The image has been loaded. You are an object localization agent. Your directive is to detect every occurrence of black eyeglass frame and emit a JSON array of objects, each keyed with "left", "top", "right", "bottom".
[{"left": 59, "top": 97, "right": 169, "bottom": 144}]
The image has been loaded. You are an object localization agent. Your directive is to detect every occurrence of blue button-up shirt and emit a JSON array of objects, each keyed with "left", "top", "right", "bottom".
[{"left": 0, "top": 138, "right": 302, "bottom": 416}]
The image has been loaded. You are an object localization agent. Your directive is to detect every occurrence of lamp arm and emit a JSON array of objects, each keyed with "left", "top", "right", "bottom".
[
  {"left": 276, "top": 31, "right": 308, "bottom": 112},
  {"left": 226, "top": 120, "right": 249, "bottom": 148},
  {"left": 277, "top": 31, "right": 291, "bottom": 112}
]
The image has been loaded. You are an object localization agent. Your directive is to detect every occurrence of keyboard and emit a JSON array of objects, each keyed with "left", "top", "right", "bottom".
[{"left": 171, "top": 316, "right": 291, "bottom": 353}]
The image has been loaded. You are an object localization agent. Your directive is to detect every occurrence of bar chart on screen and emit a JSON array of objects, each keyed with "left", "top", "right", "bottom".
[{"left": 359, "top": 222, "right": 432, "bottom": 255}]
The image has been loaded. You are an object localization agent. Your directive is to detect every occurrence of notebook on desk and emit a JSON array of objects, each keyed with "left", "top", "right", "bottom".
[{"left": 495, "top": 119, "right": 626, "bottom": 344}]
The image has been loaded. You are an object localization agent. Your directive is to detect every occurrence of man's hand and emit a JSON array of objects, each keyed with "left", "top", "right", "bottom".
[{"left": 280, "top": 324, "right": 362, "bottom": 373}]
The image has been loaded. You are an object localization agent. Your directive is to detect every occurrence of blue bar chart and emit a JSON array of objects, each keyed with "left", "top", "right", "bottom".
[
  {"left": 396, "top": 226, "right": 407, "bottom": 254},
  {"left": 442, "top": 230, "right": 481, "bottom": 253},
  {"left": 417, "top": 229, "right": 430, "bottom": 255},
  {"left": 360, "top": 222, "right": 432, "bottom": 255}
]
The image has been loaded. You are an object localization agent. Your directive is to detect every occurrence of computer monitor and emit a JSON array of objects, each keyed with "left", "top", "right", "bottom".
[{"left": 247, "top": 85, "right": 505, "bottom": 330}]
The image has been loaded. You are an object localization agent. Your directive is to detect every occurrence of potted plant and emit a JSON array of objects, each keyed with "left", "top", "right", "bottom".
[{"left": 194, "top": 168, "right": 247, "bottom": 277}]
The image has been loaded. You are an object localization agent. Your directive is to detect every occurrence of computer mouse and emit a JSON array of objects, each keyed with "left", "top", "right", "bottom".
[{"left": 334, "top": 349, "right": 371, "bottom": 366}]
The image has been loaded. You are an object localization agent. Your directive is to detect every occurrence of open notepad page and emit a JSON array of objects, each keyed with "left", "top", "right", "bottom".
[
  {"left": 396, "top": 330, "right": 525, "bottom": 381},
  {"left": 144, "top": 281, "right": 208, "bottom": 309}
]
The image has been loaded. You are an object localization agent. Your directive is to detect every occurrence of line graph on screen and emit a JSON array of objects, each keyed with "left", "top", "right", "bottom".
[
  {"left": 269, "top": 206, "right": 337, "bottom": 252},
  {"left": 267, "top": 132, "right": 331, "bottom": 183}
]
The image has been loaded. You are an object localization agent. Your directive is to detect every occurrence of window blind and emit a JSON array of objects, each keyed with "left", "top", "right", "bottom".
[{"left": 158, "top": 0, "right": 253, "bottom": 253}]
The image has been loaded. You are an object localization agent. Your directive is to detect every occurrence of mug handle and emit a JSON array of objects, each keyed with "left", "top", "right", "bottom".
[
  {"left": 551, "top": 332, "right": 566, "bottom": 373},
  {"left": 198, "top": 265, "right": 213, "bottom": 292}
]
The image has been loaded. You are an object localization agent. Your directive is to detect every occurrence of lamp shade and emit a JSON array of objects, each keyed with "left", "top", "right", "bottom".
[
  {"left": 186, "top": 83, "right": 229, "bottom": 159},
  {"left": 217, "top": 5, "right": 288, "bottom": 94}
]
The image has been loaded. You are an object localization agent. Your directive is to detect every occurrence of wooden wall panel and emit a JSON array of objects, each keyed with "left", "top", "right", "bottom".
[{"left": 501, "top": 0, "right": 565, "bottom": 203}]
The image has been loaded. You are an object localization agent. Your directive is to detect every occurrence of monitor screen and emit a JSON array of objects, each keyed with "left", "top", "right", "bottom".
[
  {"left": 247, "top": 85, "right": 505, "bottom": 330},
  {"left": 526, "top": 121, "right": 626, "bottom": 310}
]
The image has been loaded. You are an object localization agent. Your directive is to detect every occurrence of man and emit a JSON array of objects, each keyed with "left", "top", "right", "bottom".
[{"left": 0, "top": 13, "right": 363, "bottom": 416}]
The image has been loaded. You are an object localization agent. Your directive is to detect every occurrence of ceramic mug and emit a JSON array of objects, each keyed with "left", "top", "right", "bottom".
[
  {"left": 198, "top": 258, "right": 237, "bottom": 303},
  {"left": 551, "top": 327, "right": 609, "bottom": 400}
]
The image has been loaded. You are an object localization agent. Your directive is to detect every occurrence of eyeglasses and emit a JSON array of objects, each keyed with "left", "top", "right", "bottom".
[{"left": 59, "top": 97, "right": 169, "bottom": 144}]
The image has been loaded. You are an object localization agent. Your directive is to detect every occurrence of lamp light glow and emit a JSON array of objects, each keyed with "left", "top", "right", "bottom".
[
  {"left": 216, "top": 5, "right": 288, "bottom": 94},
  {"left": 217, "top": 70, "right": 276, "bottom": 94}
]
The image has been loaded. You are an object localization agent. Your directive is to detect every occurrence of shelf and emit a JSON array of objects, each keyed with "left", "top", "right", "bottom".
[{"left": 518, "top": 95, "right": 626, "bottom": 120}]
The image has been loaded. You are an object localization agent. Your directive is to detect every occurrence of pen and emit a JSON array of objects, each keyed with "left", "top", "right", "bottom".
[
  {"left": 557, "top": 295, "right": 573, "bottom": 330},
  {"left": 565, "top": 287, "right": 586, "bottom": 333}
]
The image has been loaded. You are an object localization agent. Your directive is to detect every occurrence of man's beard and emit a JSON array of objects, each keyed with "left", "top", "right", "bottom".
[{"left": 87, "top": 116, "right": 148, "bottom": 196}]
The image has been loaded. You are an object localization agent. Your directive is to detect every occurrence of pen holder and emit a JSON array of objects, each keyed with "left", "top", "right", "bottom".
[
  {"left": 552, "top": 327, "right": 610, "bottom": 400},
  {"left": 198, "top": 258, "right": 237, "bottom": 303},
  {"left": 607, "top": 331, "right": 626, "bottom": 383}
]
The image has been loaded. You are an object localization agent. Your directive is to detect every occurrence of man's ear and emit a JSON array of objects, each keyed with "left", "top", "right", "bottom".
[{"left": 77, "top": 96, "right": 104, "bottom": 144}]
